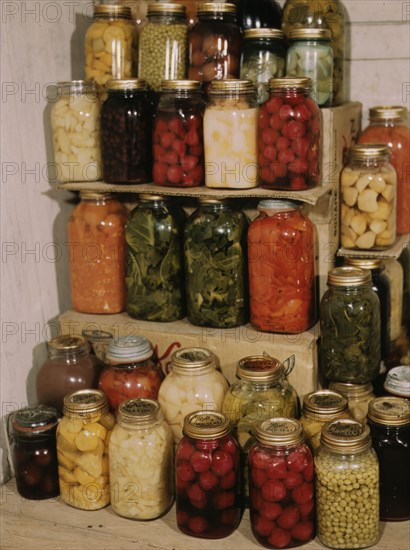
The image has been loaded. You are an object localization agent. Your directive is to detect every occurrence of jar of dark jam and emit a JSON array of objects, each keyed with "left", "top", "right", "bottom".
[
  {"left": 8, "top": 406, "right": 60, "bottom": 500},
  {"left": 367, "top": 396, "right": 410, "bottom": 521}
]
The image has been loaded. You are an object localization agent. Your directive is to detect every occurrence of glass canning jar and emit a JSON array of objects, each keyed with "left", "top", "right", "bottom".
[
  {"left": 109, "top": 398, "right": 174, "bottom": 519},
  {"left": 328, "top": 382, "right": 375, "bottom": 423},
  {"left": 158, "top": 347, "right": 229, "bottom": 444},
  {"left": 175, "top": 411, "right": 242, "bottom": 538},
  {"left": 340, "top": 144, "right": 397, "bottom": 250},
  {"left": 383, "top": 259, "right": 404, "bottom": 344},
  {"left": 258, "top": 77, "right": 320, "bottom": 190},
  {"left": 56, "top": 389, "right": 115, "bottom": 510},
  {"left": 248, "top": 418, "right": 315, "bottom": 548}
]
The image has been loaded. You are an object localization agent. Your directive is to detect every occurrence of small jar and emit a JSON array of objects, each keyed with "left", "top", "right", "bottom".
[
  {"left": 248, "top": 199, "right": 317, "bottom": 333},
  {"left": 57, "top": 389, "right": 115, "bottom": 510},
  {"left": 328, "top": 382, "right": 375, "bottom": 423},
  {"left": 138, "top": 3, "right": 188, "bottom": 92},
  {"left": 36, "top": 335, "right": 105, "bottom": 413},
  {"left": 320, "top": 267, "right": 381, "bottom": 383},
  {"left": 109, "top": 398, "right": 174, "bottom": 519},
  {"left": 315, "top": 419, "right": 380, "bottom": 548},
  {"left": 340, "top": 144, "right": 397, "bottom": 250},
  {"left": 204, "top": 79, "right": 259, "bottom": 188},
  {"left": 81, "top": 328, "right": 113, "bottom": 363},
  {"left": 158, "top": 347, "right": 229, "bottom": 443},
  {"left": 8, "top": 406, "right": 60, "bottom": 500},
  {"left": 248, "top": 418, "right": 315, "bottom": 548},
  {"left": 286, "top": 29, "right": 333, "bottom": 106},
  {"left": 99, "top": 335, "right": 164, "bottom": 412},
  {"left": 258, "top": 77, "right": 320, "bottom": 190},
  {"left": 85, "top": 4, "right": 135, "bottom": 90},
  {"left": 175, "top": 411, "right": 241, "bottom": 538},
  {"left": 367, "top": 396, "right": 410, "bottom": 521},
  {"left": 68, "top": 192, "right": 128, "bottom": 314},
  {"left": 125, "top": 194, "right": 185, "bottom": 321},
  {"left": 50, "top": 80, "right": 101, "bottom": 183},
  {"left": 153, "top": 80, "right": 206, "bottom": 187},
  {"left": 383, "top": 259, "right": 404, "bottom": 344},
  {"left": 240, "top": 29, "right": 286, "bottom": 105},
  {"left": 184, "top": 198, "right": 249, "bottom": 327}
]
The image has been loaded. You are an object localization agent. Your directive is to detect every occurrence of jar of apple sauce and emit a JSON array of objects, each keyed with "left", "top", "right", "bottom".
[{"left": 328, "top": 382, "right": 375, "bottom": 423}]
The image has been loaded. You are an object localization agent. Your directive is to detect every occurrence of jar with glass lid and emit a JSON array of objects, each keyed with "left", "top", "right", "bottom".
[
  {"left": 315, "top": 419, "right": 380, "bottom": 548},
  {"left": 158, "top": 347, "right": 229, "bottom": 443},
  {"left": 328, "top": 381, "right": 375, "bottom": 423},
  {"left": 109, "top": 398, "right": 174, "bottom": 520}
]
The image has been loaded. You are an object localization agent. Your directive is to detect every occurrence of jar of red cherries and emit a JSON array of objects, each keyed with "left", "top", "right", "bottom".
[{"left": 175, "top": 410, "right": 242, "bottom": 539}]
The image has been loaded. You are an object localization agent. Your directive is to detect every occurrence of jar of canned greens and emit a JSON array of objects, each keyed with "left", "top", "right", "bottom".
[
  {"left": 50, "top": 80, "right": 101, "bottom": 183},
  {"left": 184, "top": 198, "right": 249, "bottom": 327},
  {"left": 152, "top": 80, "right": 206, "bottom": 187},
  {"left": 57, "top": 389, "right": 115, "bottom": 510},
  {"left": 248, "top": 418, "right": 315, "bottom": 548},
  {"left": 367, "top": 396, "right": 410, "bottom": 521},
  {"left": 85, "top": 4, "right": 135, "bottom": 90},
  {"left": 328, "top": 382, "right": 375, "bottom": 423},
  {"left": 158, "top": 347, "right": 229, "bottom": 443},
  {"left": 315, "top": 419, "right": 380, "bottom": 548},
  {"left": 383, "top": 259, "right": 404, "bottom": 344},
  {"left": 138, "top": 3, "right": 188, "bottom": 93},
  {"left": 109, "top": 398, "right": 174, "bottom": 520},
  {"left": 320, "top": 266, "right": 381, "bottom": 384},
  {"left": 125, "top": 194, "right": 185, "bottom": 321},
  {"left": 340, "top": 144, "right": 397, "bottom": 250},
  {"left": 175, "top": 411, "right": 241, "bottom": 538}
]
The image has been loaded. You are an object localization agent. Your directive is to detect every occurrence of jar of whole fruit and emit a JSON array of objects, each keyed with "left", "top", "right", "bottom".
[
  {"left": 328, "top": 382, "right": 375, "bottom": 423},
  {"left": 175, "top": 410, "right": 242, "bottom": 538},
  {"left": 248, "top": 418, "right": 315, "bottom": 548}
]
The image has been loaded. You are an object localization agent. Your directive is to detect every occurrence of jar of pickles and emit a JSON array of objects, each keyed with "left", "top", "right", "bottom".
[
  {"left": 248, "top": 418, "right": 315, "bottom": 548},
  {"left": 68, "top": 192, "right": 128, "bottom": 314},
  {"left": 109, "top": 398, "right": 174, "bottom": 519},
  {"left": 340, "top": 144, "right": 397, "bottom": 250},
  {"left": 175, "top": 411, "right": 241, "bottom": 538},
  {"left": 248, "top": 199, "right": 317, "bottom": 333},
  {"left": 258, "top": 77, "right": 320, "bottom": 190},
  {"left": 57, "top": 389, "right": 115, "bottom": 510},
  {"left": 158, "top": 347, "right": 229, "bottom": 443},
  {"left": 328, "top": 382, "right": 375, "bottom": 423},
  {"left": 315, "top": 419, "right": 380, "bottom": 549}
]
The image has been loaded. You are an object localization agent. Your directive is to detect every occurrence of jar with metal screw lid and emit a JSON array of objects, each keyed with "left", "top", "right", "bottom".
[{"left": 328, "top": 382, "right": 375, "bottom": 423}]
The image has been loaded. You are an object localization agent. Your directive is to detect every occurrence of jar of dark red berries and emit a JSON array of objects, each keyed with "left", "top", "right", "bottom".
[{"left": 175, "top": 410, "right": 242, "bottom": 538}]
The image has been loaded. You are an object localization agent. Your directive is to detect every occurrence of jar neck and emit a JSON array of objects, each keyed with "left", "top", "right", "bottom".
[
  {"left": 185, "top": 433, "right": 231, "bottom": 450},
  {"left": 108, "top": 89, "right": 147, "bottom": 99},
  {"left": 118, "top": 410, "right": 163, "bottom": 429},
  {"left": 48, "top": 344, "right": 89, "bottom": 361},
  {"left": 320, "top": 440, "right": 372, "bottom": 455},
  {"left": 148, "top": 13, "right": 185, "bottom": 23},
  {"left": 256, "top": 441, "right": 305, "bottom": 452},
  {"left": 198, "top": 202, "right": 230, "bottom": 213},
  {"left": 240, "top": 378, "right": 281, "bottom": 390},
  {"left": 349, "top": 157, "right": 390, "bottom": 169},
  {"left": 198, "top": 13, "right": 237, "bottom": 23},
  {"left": 271, "top": 88, "right": 309, "bottom": 99},
  {"left": 106, "top": 357, "right": 153, "bottom": 369},
  {"left": 369, "top": 118, "right": 406, "bottom": 127},
  {"left": 81, "top": 196, "right": 113, "bottom": 206},
  {"left": 258, "top": 206, "right": 299, "bottom": 218},
  {"left": 171, "top": 363, "right": 214, "bottom": 376},
  {"left": 368, "top": 418, "right": 410, "bottom": 432}
]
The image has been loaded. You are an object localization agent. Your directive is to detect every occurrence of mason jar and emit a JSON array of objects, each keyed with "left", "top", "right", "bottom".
[{"left": 328, "top": 382, "right": 375, "bottom": 423}]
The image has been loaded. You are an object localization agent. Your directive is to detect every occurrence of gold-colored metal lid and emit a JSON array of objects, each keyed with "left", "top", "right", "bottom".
[
  {"left": 139, "top": 193, "right": 166, "bottom": 201},
  {"left": 160, "top": 80, "right": 202, "bottom": 92},
  {"left": 107, "top": 79, "right": 147, "bottom": 91},
  {"left": 302, "top": 390, "right": 349, "bottom": 418},
  {"left": 289, "top": 28, "right": 331, "bottom": 40},
  {"left": 255, "top": 418, "right": 305, "bottom": 447},
  {"left": 237, "top": 355, "right": 282, "bottom": 382},
  {"left": 244, "top": 28, "right": 285, "bottom": 40},
  {"left": 79, "top": 191, "right": 113, "bottom": 200},
  {"left": 209, "top": 79, "right": 255, "bottom": 95},
  {"left": 63, "top": 389, "right": 109, "bottom": 416},
  {"left": 321, "top": 419, "right": 370, "bottom": 452},
  {"left": 268, "top": 77, "right": 312, "bottom": 92},
  {"left": 367, "top": 396, "right": 410, "bottom": 426},
  {"left": 369, "top": 106, "right": 408, "bottom": 122},
  {"left": 197, "top": 2, "right": 237, "bottom": 15},
  {"left": 171, "top": 347, "right": 215, "bottom": 373},
  {"left": 327, "top": 266, "right": 372, "bottom": 287},
  {"left": 329, "top": 381, "right": 374, "bottom": 399},
  {"left": 11, "top": 406, "right": 59, "bottom": 434},
  {"left": 349, "top": 144, "right": 391, "bottom": 161},
  {"left": 199, "top": 198, "right": 226, "bottom": 204},
  {"left": 118, "top": 398, "right": 161, "bottom": 425},
  {"left": 344, "top": 258, "right": 385, "bottom": 271},
  {"left": 94, "top": 4, "right": 132, "bottom": 19},
  {"left": 183, "top": 411, "right": 231, "bottom": 439},
  {"left": 147, "top": 2, "right": 186, "bottom": 16},
  {"left": 47, "top": 335, "right": 87, "bottom": 351}
]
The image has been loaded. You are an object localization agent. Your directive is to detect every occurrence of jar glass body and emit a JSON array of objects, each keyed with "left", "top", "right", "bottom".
[
  {"left": 383, "top": 259, "right": 404, "bottom": 344},
  {"left": 68, "top": 194, "right": 128, "bottom": 313},
  {"left": 184, "top": 201, "right": 249, "bottom": 327},
  {"left": 125, "top": 197, "right": 185, "bottom": 321}
]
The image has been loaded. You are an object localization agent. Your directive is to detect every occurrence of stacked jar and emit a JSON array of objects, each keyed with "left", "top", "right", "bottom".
[{"left": 328, "top": 381, "right": 375, "bottom": 423}]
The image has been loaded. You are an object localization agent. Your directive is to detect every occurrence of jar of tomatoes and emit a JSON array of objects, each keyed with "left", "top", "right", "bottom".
[
  {"left": 175, "top": 410, "right": 242, "bottom": 538},
  {"left": 248, "top": 199, "right": 317, "bottom": 333},
  {"left": 248, "top": 418, "right": 315, "bottom": 548},
  {"left": 99, "top": 335, "right": 164, "bottom": 412}
]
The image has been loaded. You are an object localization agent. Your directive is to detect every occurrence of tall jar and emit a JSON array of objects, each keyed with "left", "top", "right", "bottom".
[
  {"left": 248, "top": 418, "right": 315, "bottom": 548},
  {"left": 98, "top": 335, "right": 164, "bottom": 412},
  {"left": 236, "top": 0, "right": 282, "bottom": 31},
  {"left": 175, "top": 411, "right": 241, "bottom": 538},
  {"left": 240, "top": 29, "right": 286, "bottom": 105},
  {"left": 184, "top": 198, "right": 249, "bottom": 327},
  {"left": 109, "top": 398, "right": 174, "bottom": 519},
  {"left": 56, "top": 389, "right": 115, "bottom": 510},
  {"left": 258, "top": 77, "right": 320, "bottom": 190},
  {"left": 282, "top": 0, "right": 345, "bottom": 105},
  {"left": 85, "top": 4, "right": 135, "bottom": 90},
  {"left": 328, "top": 381, "right": 375, "bottom": 423},
  {"left": 68, "top": 192, "right": 128, "bottom": 314},
  {"left": 125, "top": 194, "right": 185, "bottom": 321},
  {"left": 204, "top": 79, "right": 259, "bottom": 188},
  {"left": 367, "top": 396, "right": 410, "bottom": 521},
  {"left": 248, "top": 199, "right": 317, "bottom": 333},
  {"left": 36, "top": 335, "right": 105, "bottom": 413},
  {"left": 8, "top": 406, "right": 60, "bottom": 500},
  {"left": 158, "top": 347, "right": 229, "bottom": 443},
  {"left": 152, "top": 80, "right": 206, "bottom": 187},
  {"left": 358, "top": 106, "right": 410, "bottom": 234},
  {"left": 50, "top": 80, "right": 101, "bottom": 183},
  {"left": 383, "top": 259, "right": 404, "bottom": 344},
  {"left": 138, "top": 3, "right": 188, "bottom": 93},
  {"left": 100, "top": 79, "right": 153, "bottom": 184},
  {"left": 340, "top": 144, "right": 397, "bottom": 250},
  {"left": 315, "top": 419, "right": 380, "bottom": 549}
]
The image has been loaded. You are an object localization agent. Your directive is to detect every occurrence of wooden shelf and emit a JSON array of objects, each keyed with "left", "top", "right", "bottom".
[{"left": 338, "top": 234, "right": 410, "bottom": 260}]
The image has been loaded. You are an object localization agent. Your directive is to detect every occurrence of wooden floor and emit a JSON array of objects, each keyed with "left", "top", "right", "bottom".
[{"left": 1, "top": 479, "right": 409, "bottom": 550}]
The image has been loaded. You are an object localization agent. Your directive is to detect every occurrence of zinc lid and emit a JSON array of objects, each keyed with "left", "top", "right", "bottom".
[
  {"left": 349, "top": 144, "right": 391, "bottom": 161},
  {"left": 197, "top": 2, "right": 237, "bottom": 15},
  {"left": 384, "top": 366, "right": 410, "bottom": 398},
  {"left": 321, "top": 419, "right": 370, "bottom": 452},
  {"left": 327, "top": 266, "right": 372, "bottom": 287},
  {"left": 160, "top": 80, "right": 202, "bottom": 92},
  {"left": 329, "top": 381, "right": 374, "bottom": 399},
  {"left": 94, "top": 4, "right": 132, "bottom": 19},
  {"left": 47, "top": 335, "right": 88, "bottom": 351},
  {"left": 147, "top": 2, "right": 186, "bottom": 16},
  {"left": 209, "top": 79, "right": 255, "bottom": 95},
  {"left": 244, "top": 29, "right": 285, "bottom": 40},
  {"left": 138, "top": 193, "right": 165, "bottom": 201},
  {"left": 302, "top": 390, "right": 349, "bottom": 418},
  {"left": 11, "top": 406, "right": 59, "bottom": 434},
  {"left": 255, "top": 417, "right": 305, "bottom": 447},
  {"left": 63, "top": 389, "right": 109, "bottom": 416},
  {"left": 105, "top": 335, "right": 153, "bottom": 363},
  {"left": 344, "top": 258, "right": 385, "bottom": 271},
  {"left": 237, "top": 355, "right": 282, "bottom": 382},
  {"left": 289, "top": 28, "right": 331, "bottom": 40},
  {"left": 268, "top": 77, "right": 312, "bottom": 91},
  {"left": 118, "top": 398, "right": 162, "bottom": 425},
  {"left": 183, "top": 411, "right": 231, "bottom": 439},
  {"left": 171, "top": 347, "right": 215, "bottom": 373},
  {"left": 107, "top": 79, "right": 148, "bottom": 91},
  {"left": 368, "top": 396, "right": 410, "bottom": 426},
  {"left": 369, "top": 105, "right": 408, "bottom": 122}
]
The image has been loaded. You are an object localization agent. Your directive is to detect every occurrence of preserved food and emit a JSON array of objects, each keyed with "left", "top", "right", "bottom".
[{"left": 328, "top": 382, "right": 375, "bottom": 423}]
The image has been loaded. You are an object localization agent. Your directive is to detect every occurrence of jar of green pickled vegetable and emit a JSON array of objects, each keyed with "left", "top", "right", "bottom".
[
  {"left": 184, "top": 198, "right": 249, "bottom": 328},
  {"left": 125, "top": 194, "right": 186, "bottom": 321}
]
